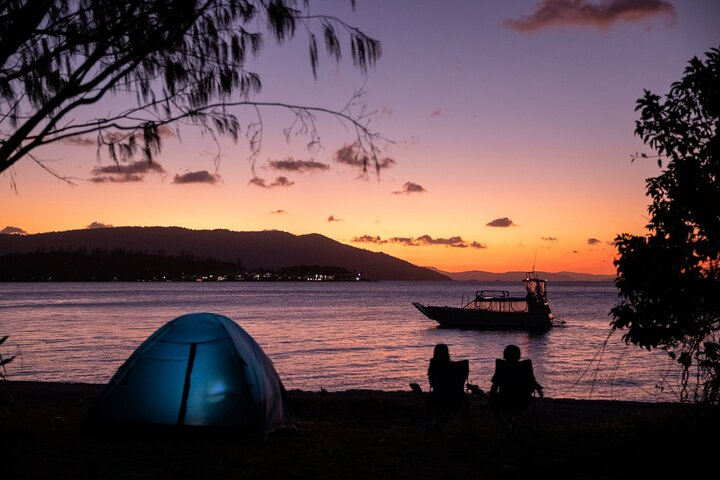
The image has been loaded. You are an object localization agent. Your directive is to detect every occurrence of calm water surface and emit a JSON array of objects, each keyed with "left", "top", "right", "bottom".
[{"left": 0, "top": 281, "right": 681, "bottom": 402}]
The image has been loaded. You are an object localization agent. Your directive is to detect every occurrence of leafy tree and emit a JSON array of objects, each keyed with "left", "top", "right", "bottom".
[
  {"left": 0, "top": 0, "right": 382, "bottom": 178},
  {"left": 612, "top": 46, "right": 720, "bottom": 404}
]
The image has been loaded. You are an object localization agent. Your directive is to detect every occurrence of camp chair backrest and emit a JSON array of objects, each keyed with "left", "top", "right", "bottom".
[
  {"left": 492, "top": 359, "right": 536, "bottom": 412},
  {"left": 429, "top": 359, "right": 469, "bottom": 406}
]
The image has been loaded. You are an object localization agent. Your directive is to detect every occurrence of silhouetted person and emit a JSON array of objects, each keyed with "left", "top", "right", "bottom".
[
  {"left": 489, "top": 344, "right": 543, "bottom": 424},
  {"left": 426, "top": 344, "right": 469, "bottom": 428}
]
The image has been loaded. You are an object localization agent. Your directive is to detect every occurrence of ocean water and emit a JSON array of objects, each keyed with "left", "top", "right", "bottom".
[{"left": 0, "top": 281, "right": 682, "bottom": 402}]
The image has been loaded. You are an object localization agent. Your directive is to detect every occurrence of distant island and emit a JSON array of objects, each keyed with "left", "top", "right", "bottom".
[
  {"left": 0, "top": 227, "right": 448, "bottom": 281},
  {"left": 0, "top": 249, "right": 365, "bottom": 282},
  {"left": 427, "top": 268, "right": 615, "bottom": 282}
]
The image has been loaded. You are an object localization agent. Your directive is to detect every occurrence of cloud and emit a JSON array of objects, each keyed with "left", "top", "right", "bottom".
[
  {"left": 248, "top": 176, "right": 295, "bottom": 188},
  {"left": 352, "top": 235, "right": 387, "bottom": 244},
  {"left": 268, "top": 158, "right": 330, "bottom": 173},
  {"left": 587, "top": 237, "right": 602, "bottom": 245},
  {"left": 414, "top": 235, "right": 468, "bottom": 248},
  {"left": 328, "top": 215, "right": 343, "bottom": 222},
  {"left": 270, "top": 209, "right": 286, "bottom": 214},
  {"left": 504, "top": 0, "right": 677, "bottom": 33},
  {"left": 172, "top": 170, "right": 221, "bottom": 184},
  {"left": 333, "top": 144, "right": 396, "bottom": 177},
  {"left": 430, "top": 109, "right": 443, "bottom": 118},
  {"left": 70, "top": 125, "right": 178, "bottom": 148},
  {"left": 392, "top": 181, "right": 427, "bottom": 195},
  {"left": 102, "top": 125, "right": 177, "bottom": 143},
  {"left": 1, "top": 226, "right": 27, "bottom": 235},
  {"left": 90, "top": 174, "right": 145, "bottom": 183},
  {"left": 60, "top": 136, "right": 95, "bottom": 147},
  {"left": 92, "top": 161, "right": 165, "bottom": 175},
  {"left": 90, "top": 160, "right": 165, "bottom": 183},
  {"left": 542, "top": 236, "right": 559, "bottom": 242},
  {"left": 86, "top": 222, "right": 113, "bottom": 229},
  {"left": 353, "top": 234, "right": 484, "bottom": 248},
  {"left": 486, "top": 217, "right": 517, "bottom": 228}
]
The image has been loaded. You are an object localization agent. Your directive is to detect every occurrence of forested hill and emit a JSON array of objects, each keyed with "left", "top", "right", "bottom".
[{"left": 0, "top": 227, "right": 450, "bottom": 281}]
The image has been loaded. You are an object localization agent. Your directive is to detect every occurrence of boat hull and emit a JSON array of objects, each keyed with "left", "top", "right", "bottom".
[{"left": 412, "top": 302, "right": 552, "bottom": 331}]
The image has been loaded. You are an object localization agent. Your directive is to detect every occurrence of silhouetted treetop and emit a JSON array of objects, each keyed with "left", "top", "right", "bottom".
[
  {"left": 612, "top": 46, "right": 719, "bottom": 404},
  {"left": 0, "top": 0, "right": 382, "bottom": 177}
]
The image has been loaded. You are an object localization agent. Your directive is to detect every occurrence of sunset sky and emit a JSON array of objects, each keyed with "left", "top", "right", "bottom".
[{"left": 2, "top": 0, "right": 718, "bottom": 274}]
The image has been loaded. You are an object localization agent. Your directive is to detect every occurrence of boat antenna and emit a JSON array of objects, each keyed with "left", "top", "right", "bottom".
[{"left": 531, "top": 249, "right": 537, "bottom": 273}]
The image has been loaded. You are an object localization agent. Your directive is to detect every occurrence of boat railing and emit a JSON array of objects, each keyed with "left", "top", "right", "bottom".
[
  {"left": 475, "top": 290, "right": 510, "bottom": 299},
  {"left": 472, "top": 299, "right": 530, "bottom": 313}
]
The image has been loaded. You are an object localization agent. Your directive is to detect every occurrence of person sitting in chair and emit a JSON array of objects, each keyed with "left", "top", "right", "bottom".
[
  {"left": 427, "top": 344, "right": 469, "bottom": 419},
  {"left": 489, "top": 344, "right": 543, "bottom": 418}
]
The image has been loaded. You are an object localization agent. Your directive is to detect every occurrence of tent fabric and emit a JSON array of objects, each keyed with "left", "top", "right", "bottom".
[{"left": 85, "top": 313, "right": 295, "bottom": 436}]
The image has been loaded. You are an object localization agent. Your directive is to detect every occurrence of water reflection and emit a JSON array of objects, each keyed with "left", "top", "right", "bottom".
[{"left": 0, "top": 281, "right": 680, "bottom": 402}]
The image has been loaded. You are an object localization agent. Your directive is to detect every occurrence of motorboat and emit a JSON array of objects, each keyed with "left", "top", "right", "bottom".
[{"left": 412, "top": 272, "right": 553, "bottom": 330}]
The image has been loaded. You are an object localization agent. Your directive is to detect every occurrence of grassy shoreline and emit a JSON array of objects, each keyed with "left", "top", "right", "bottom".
[{"left": 2, "top": 381, "right": 717, "bottom": 479}]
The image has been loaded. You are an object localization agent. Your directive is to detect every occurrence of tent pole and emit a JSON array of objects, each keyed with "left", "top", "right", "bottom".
[{"left": 177, "top": 343, "right": 197, "bottom": 426}]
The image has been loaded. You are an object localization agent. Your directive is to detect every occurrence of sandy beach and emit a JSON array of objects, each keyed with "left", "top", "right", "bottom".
[{"left": 1, "top": 380, "right": 717, "bottom": 479}]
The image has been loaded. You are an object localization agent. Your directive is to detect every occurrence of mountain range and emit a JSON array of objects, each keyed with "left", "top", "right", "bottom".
[
  {"left": 0, "top": 227, "right": 449, "bottom": 281},
  {"left": 427, "top": 268, "right": 615, "bottom": 282}
]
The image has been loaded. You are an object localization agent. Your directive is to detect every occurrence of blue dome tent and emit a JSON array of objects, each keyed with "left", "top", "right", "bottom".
[{"left": 85, "top": 313, "right": 295, "bottom": 437}]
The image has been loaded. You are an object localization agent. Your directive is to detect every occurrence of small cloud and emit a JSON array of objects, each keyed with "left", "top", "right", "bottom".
[
  {"left": 392, "top": 181, "right": 427, "bottom": 195},
  {"left": 381, "top": 106, "right": 394, "bottom": 118},
  {"left": 587, "top": 238, "right": 602, "bottom": 245},
  {"left": 470, "top": 241, "right": 487, "bottom": 249},
  {"left": 77, "top": 125, "right": 178, "bottom": 149},
  {"left": 270, "top": 209, "right": 287, "bottom": 215},
  {"left": 90, "top": 174, "right": 144, "bottom": 183},
  {"left": 248, "top": 176, "right": 295, "bottom": 188},
  {"left": 542, "top": 236, "right": 559, "bottom": 242},
  {"left": 328, "top": 215, "right": 343, "bottom": 222},
  {"left": 102, "top": 125, "right": 177, "bottom": 143},
  {"left": 334, "top": 144, "right": 368, "bottom": 168},
  {"left": 90, "top": 160, "right": 165, "bottom": 183},
  {"left": 268, "top": 158, "right": 330, "bottom": 173},
  {"left": 172, "top": 170, "right": 220, "bottom": 184},
  {"left": 333, "top": 144, "right": 396, "bottom": 177},
  {"left": 352, "top": 235, "right": 387, "bottom": 244},
  {"left": 486, "top": 217, "right": 516, "bottom": 228},
  {"left": 504, "top": 0, "right": 677, "bottom": 33},
  {"left": 1, "top": 226, "right": 27, "bottom": 235},
  {"left": 572, "top": 250, "right": 580, "bottom": 254},
  {"left": 249, "top": 177, "right": 268, "bottom": 188},
  {"left": 430, "top": 109, "right": 443, "bottom": 118},
  {"left": 272, "top": 176, "right": 294, "bottom": 188},
  {"left": 86, "top": 221, "right": 113, "bottom": 229},
  {"left": 60, "top": 136, "right": 95, "bottom": 147}
]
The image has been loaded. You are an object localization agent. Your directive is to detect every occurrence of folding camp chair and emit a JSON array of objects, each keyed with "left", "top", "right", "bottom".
[
  {"left": 411, "top": 359, "right": 471, "bottom": 431},
  {"left": 488, "top": 358, "right": 540, "bottom": 432}
]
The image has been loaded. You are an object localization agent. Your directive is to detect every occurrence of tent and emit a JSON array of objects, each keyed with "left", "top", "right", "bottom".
[{"left": 85, "top": 312, "right": 295, "bottom": 436}]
